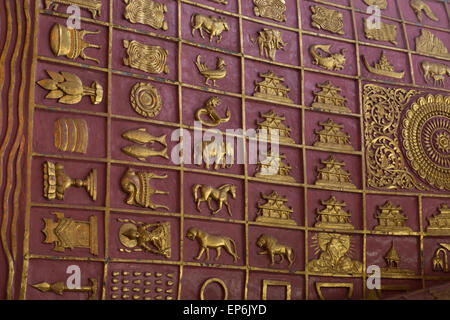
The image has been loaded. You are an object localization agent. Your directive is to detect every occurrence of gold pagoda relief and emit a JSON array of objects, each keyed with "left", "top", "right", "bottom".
[
  {"left": 314, "top": 196, "right": 354, "bottom": 230},
  {"left": 314, "top": 156, "right": 356, "bottom": 189},
  {"left": 253, "top": 0, "right": 287, "bottom": 22},
  {"left": 310, "top": 5, "right": 344, "bottom": 35},
  {"left": 256, "top": 110, "right": 294, "bottom": 144},
  {"left": 255, "top": 151, "right": 295, "bottom": 183},
  {"left": 313, "top": 119, "right": 354, "bottom": 152},
  {"left": 427, "top": 204, "right": 450, "bottom": 235},
  {"left": 253, "top": 71, "right": 293, "bottom": 104},
  {"left": 118, "top": 218, "right": 171, "bottom": 258},
  {"left": 121, "top": 128, "right": 168, "bottom": 161},
  {"left": 50, "top": 23, "right": 101, "bottom": 63},
  {"left": 251, "top": 28, "right": 287, "bottom": 62},
  {"left": 37, "top": 70, "right": 103, "bottom": 105},
  {"left": 421, "top": 61, "right": 450, "bottom": 86},
  {"left": 309, "top": 44, "right": 346, "bottom": 71},
  {"left": 191, "top": 14, "right": 229, "bottom": 43},
  {"left": 362, "top": 51, "right": 405, "bottom": 79},
  {"left": 255, "top": 191, "right": 296, "bottom": 226},
  {"left": 32, "top": 278, "right": 98, "bottom": 300},
  {"left": 193, "top": 184, "right": 236, "bottom": 216},
  {"left": 256, "top": 234, "right": 295, "bottom": 267},
  {"left": 380, "top": 241, "right": 414, "bottom": 276},
  {"left": 363, "top": 0, "right": 387, "bottom": 10},
  {"left": 124, "top": 0, "right": 168, "bottom": 31},
  {"left": 363, "top": 18, "right": 397, "bottom": 45},
  {"left": 410, "top": 0, "right": 439, "bottom": 22},
  {"left": 43, "top": 161, "right": 97, "bottom": 201},
  {"left": 120, "top": 167, "right": 169, "bottom": 210},
  {"left": 186, "top": 227, "right": 239, "bottom": 263},
  {"left": 45, "top": 0, "right": 102, "bottom": 19},
  {"left": 195, "top": 55, "right": 227, "bottom": 87},
  {"left": 373, "top": 201, "right": 412, "bottom": 233},
  {"left": 363, "top": 84, "right": 426, "bottom": 190},
  {"left": 42, "top": 212, "right": 98, "bottom": 255},
  {"left": 54, "top": 118, "right": 88, "bottom": 154},
  {"left": 311, "top": 81, "right": 351, "bottom": 113},
  {"left": 416, "top": 29, "right": 450, "bottom": 58},
  {"left": 123, "top": 40, "right": 169, "bottom": 74},
  {"left": 130, "top": 82, "right": 162, "bottom": 118},
  {"left": 432, "top": 243, "right": 450, "bottom": 272}
]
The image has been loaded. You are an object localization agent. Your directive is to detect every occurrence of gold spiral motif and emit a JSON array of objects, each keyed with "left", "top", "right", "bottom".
[
  {"left": 402, "top": 94, "right": 450, "bottom": 190},
  {"left": 130, "top": 82, "right": 162, "bottom": 118},
  {"left": 123, "top": 40, "right": 169, "bottom": 74},
  {"left": 124, "top": 0, "right": 168, "bottom": 31}
]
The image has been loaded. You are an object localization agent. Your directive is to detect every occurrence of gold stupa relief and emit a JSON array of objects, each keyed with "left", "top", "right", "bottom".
[
  {"left": 313, "top": 119, "right": 354, "bottom": 152},
  {"left": 315, "top": 156, "right": 356, "bottom": 189},
  {"left": 311, "top": 81, "right": 351, "bottom": 113},
  {"left": 314, "top": 196, "right": 354, "bottom": 230},
  {"left": 362, "top": 51, "right": 405, "bottom": 79},
  {"left": 380, "top": 241, "right": 414, "bottom": 276},
  {"left": 256, "top": 110, "right": 294, "bottom": 144},
  {"left": 253, "top": 71, "right": 293, "bottom": 104},
  {"left": 124, "top": 0, "right": 168, "bottom": 31},
  {"left": 373, "top": 201, "right": 412, "bottom": 233},
  {"left": 427, "top": 204, "right": 450, "bottom": 235},
  {"left": 255, "top": 191, "right": 296, "bottom": 226},
  {"left": 310, "top": 5, "right": 344, "bottom": 35},
  {"left": 255, "top": 151, "right": 295, "bottom": 183},
  {"left": 415, "top": 29, "right": 450, "bottom": 58}
]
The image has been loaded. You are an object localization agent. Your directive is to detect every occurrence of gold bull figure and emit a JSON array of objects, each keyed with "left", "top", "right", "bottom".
[{"left": 191, "top": 13, "right": 229, "bottom": 43}]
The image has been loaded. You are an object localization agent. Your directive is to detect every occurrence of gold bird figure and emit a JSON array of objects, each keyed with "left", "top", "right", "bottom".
[
  {"left": 410, "top": 0, "right": 439, "bottom": 22},
  {"left": 195, "top": 55, "right": 227, "bottom": 87}
]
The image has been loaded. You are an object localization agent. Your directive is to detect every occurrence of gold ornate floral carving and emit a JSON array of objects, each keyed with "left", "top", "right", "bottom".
[
  {"left": 402, "top": 94, "right": 450, "bottom": 190},
  {"left": 124, "top": 0, "right": 168, "bottom": 31},
  {"left": 310, "top": 5, "right": 344, "bottom": 35},
  {"left": 123, "top": 40, "right": 169, "bottom": 74},
  {"left": 253, "top": 0, "right": 286, "bottom": 22},
  {"left": 363, "top": 84, "right": 426, "bottom": 190}
]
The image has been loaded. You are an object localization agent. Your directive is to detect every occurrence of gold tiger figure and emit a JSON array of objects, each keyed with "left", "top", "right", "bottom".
[
  {"left": 186, "top": 227, "right": 239, "bottom": 262},
  {"left": 256, "top": 234, "right": 294, "bottom": 267}
]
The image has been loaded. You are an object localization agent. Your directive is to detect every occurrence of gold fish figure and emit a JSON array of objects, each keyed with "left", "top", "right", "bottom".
[
  {"left": 121, "top": 145, "right": 168, "bottom": 161},
  {"left": 122, "top": 128, "right": 167, "bottom": 146}
]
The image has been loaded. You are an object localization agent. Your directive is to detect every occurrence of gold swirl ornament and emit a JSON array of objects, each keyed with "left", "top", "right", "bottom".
[
  {"left": 402, "top": 94, "right": 450, "bottom": 190},
  {"left": 123, "top": 40, "right": 169, "bottom": 74},
  {"left": 130, "top": 82, "right": 162, "bottom": 118}
]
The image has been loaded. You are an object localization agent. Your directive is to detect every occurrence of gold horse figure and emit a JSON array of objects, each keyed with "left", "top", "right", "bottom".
[{"left": 193, "top": 184, "right": 236, "bottom": 216}]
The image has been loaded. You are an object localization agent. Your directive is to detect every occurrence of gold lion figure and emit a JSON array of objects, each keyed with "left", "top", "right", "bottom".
[
  {"left": 186, "top": 227, "right": 239, "bottom": 262},
  {"left": 256, "top": 234, "right": 295, "bottom": 267}
]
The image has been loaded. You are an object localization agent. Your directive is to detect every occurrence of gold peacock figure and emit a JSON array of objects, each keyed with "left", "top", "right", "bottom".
[{"left": 195, "top": 55, "right": 227, "bottom": 87}]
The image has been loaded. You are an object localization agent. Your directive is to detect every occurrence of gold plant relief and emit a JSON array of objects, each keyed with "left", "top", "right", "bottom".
[
  {"left": 402, "top": 94, "right": 450, "bottom": 190},
  {"left": 255, "top": 191, "right": 296, "bottom": 226},
  {"left": 314, "top": 119, "right": 354, "bottom": 152},
  {"left": 120, "top": 167, "right": 169, "bottom": 210},
  {"left": 255, "top": 151, "right": 295, "bottom": 183},
  {"left": 315, "top": 196, "right": 354, "bottom": 230},
  {"left": 37, "top": 70, "right": 103, "bottom": 105},
  {"left": 362, "top": 51, "right": 404, "bottom": 79},
  {"left": 42, "top": 212, "right": 98, "bottom": 255},
  {"left": 256, "top": 110, "right": 294, "bottom": 144},
  {"left": 380, "top": 241, "right": 414, "bottom": 276},
  {"left": 253, "top": 71, "right": 293, "bottom": 104},
  {"left": 373, "top": 201, "right": 412, "bottom": 233},
  {"left": 195, "top": 55, "right": 227, "bottom": 87},
  {"left": 194, "top": 140, "right": 234, "bottom": 170},
  {"left": 130, "top": 82, "right": 162, "bottom": 118},
  {"left": 410, "top": 0, "right": 438, "bottom": 22},
  {"left": 251, "top": 28, "right": 287, "bottom": 61},
  {"left": 50, "top": 23, "right": 101, "bottom": 63},
  {"left": 32, "top": 278, "right": 97, "bottom": 300},
  {"left": 416, "top": 29, "right": 450, "bottom": 58},
  {"left": 195, "top": 96, "right": 231, "bottom": 127},
  {"left": 363, "top": 19, "right": 397, "bottom": 45},
  {"left": 363, "top": 84, "right": 426, "bottom": 190},
  {"left": 44, "top": 0, "right": 102, "bottom": 18},
  {"left": 363, "top": 0, "right": 387, "bottom": 10},
  {"left": 121, "top": 128, "right": 168, "bottom": 161},
  {"left": 311, "top": 81, "right": 351, "bottom": 113},
  {"left": 123, "top": 40, "right": 169, "bottom": 74},
  {"left": 191, "top": 14, "right": 229, "bottom": 43},
  {"left": 432, "top": 243, "right": 450, "bottom": 272},
  {"left": 308, "top": 232, "right": 362, "bottom": 274},
  {"left": 118, "top": 218, "right": 171, "bottom": 258},
  {"left": 186, "top": 227, "right": 239, "bottom": 263},
  {"left": 315, "top": 156, "right": 356, "bottom": 189},
  {"left": 427, "top": 204, "right": 450, "bottom": 235},
  {"left": 253, "top": 0, "right": 286, "bottom": 22},
  {"left": 54, "top": 118, "right": 88, "bottom": 154},
  {"left": 124, "top": 0, "right": 168, "bottom": 31},
  {"left": 309, "top": 44, "right": 346, "bottom": 71},
  {"left": 256, "top": 234, "right": 295, "bottom": 267},
  {"left": 421, "top": 61, "right": 450, "bottom": 86},
  {"left": 310, "top": 5, "right": 344, "bottom": 35},
  {"left": 192, "top": 184, "right": 236, "bottom": 216},
  {"left": 43, "top": 161, "right": 97, "bottom": 201}
]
